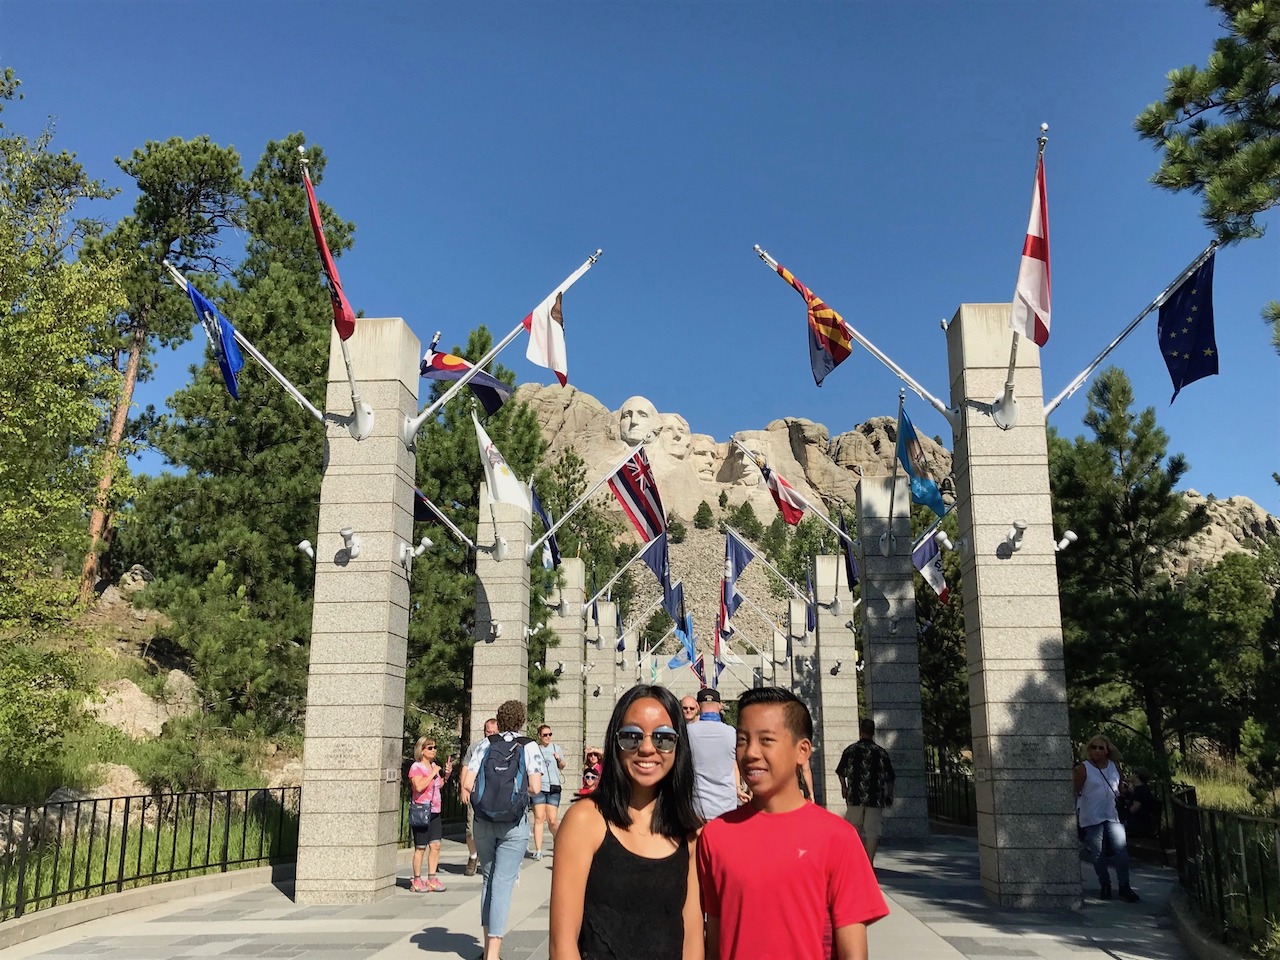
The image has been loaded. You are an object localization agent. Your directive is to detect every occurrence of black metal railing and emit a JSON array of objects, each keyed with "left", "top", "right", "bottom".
[
  {"left": 926, "top": 753, "right": 977, "bottom": 827},
  {"left": 1170, "top": 785, "right": 1280, "bottom": 953},
  {"left": 1, "top": 787, "right": 300, "bottom": 922}
]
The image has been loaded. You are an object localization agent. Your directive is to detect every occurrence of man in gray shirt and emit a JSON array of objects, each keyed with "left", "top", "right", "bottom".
[{"left": 686, "top": 688, "right": 743, "bottom": 820}]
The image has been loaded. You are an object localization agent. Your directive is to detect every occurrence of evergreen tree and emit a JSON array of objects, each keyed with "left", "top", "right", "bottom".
[
  {"left": 118, "top": 135, "right": 344, "bottom": 732},
  {"left": 1050, "top": 367, "right": 1210, "bottom": 771},
  {"left": 910, "top": 506, "right": 970, "bottom": 757},
  {"left": 0, "top": 67, "right": 125, "bottom": 623},
  {"left": 726, "top": 501, "right": 765, "bottom": 541},
  {"left": 1135, "top": 0, "right": 1280, "bottom": 349},
  {"left": 79, "top": 136, "right": 245, "bottom": 599},
  {"left": 694, "top": 501, "right": 715, "bottom": 530}
]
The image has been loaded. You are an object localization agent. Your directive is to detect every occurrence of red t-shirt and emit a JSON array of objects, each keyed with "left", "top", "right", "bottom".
[{"left": 698, "top": 802, "right": 888, "bottom": 960}]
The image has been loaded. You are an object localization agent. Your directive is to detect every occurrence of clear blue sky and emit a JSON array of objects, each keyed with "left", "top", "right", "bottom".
[{"left": 7, "top": 2, "right": 1277, "bottom": 513}]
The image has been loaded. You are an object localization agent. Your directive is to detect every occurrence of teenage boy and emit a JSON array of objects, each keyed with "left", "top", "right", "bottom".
[{"left": 698, "top": 688, "right": 888, "bottom": 960}]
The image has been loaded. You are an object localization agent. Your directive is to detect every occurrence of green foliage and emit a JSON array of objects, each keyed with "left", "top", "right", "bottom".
[
  {"left": 1243, "top": 588, "right": 1280, "bottom": 802},
  {"left": 911, "top": 506, "right": 970, "bottom": 754},
  {"left": 667, "top": 515, "right": 687, "bottom": 544},
  {"left": 0, "top": 640, "right": 93, "bottom": 804},
  {"left": 0, "top": 71, "right": 125, "bottom": 624},
  {"left": 718, "top": 491, "right": 729, "bottom": 509},
  {"left": 694, "top": 501, "right": 715, "bottom": 530},
  {"left": 726, "top": 501, "right": 765, "bottom": 542},
  {"left": 1135, "top": 0, "right": 1280, "bottom": 348}
]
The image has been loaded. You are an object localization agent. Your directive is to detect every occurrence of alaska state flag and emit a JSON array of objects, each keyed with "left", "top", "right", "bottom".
[
  {"left": 420, "top": 348, "right": 512, "bottom": 415},
  {"left": 897, "top": 410, "right": 947, "bottom": 518},
  {"left": 530, "top": 483, "right": 562, "bottom": 569},
  {"left": 186, "top": 282, "right": 245, "bottom": 399},
  {"left": 1158, "top": 253, "right": 1218, "bottom": 403},
  {"left": 776, "top": 263, "right": 854, "bottom": 387}
]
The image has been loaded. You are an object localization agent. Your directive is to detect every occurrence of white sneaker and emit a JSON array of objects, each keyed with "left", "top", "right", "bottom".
[{"left": 532, "top": 850, "right": 543, "bottom": 861}]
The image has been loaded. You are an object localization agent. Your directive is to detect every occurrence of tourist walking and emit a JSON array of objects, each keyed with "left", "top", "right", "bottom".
[
  {"left": 1073, "top": 735, "right": 1140, "bottom": 902},
  {"left": 460, "top": 717, "right": 499, "bottom": 877},
  {"left": 550, "top": 684, "right": 703, "bottom": 960},
  {"left": 698, "top": 688, "right": 888, "bottom": 960},
  {"left": 686, "top": 688, "right": 743, "bottom": 820},
  {"left": 836, "top": 718, "right": 896, "bottom": 863},
  {"left": 407, "top": 736, "right": 452, "bottom": 892},
  {"left": 461, "top": 700, "right": 546, "bottom": 960},
  {"left": 532, "top": 723, "right": 566, "bottom": 860}
]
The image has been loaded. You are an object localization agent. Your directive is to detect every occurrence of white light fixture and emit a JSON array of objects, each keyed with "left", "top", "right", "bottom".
[
  {"left": 1006, "top": 520, "right": 1028, "bottom": 551},
  {"left": 592, "top": 685, "right": 601, "bottom": 698},
  {"left": 556, "top": 597, "right": 570, "bottom": 618},
  {"left": 935, "top": 530, "right": 954, "bottom": 552},
  {"left": 1055, "top": 530, "right": 1078, "bottom": 552},
  {"left": 400, "top": 535, "right": 433, "bottom": 566},
  {"left": 492, "top": 536, "right": 509, "bottom": 563},
  {"left": 339, "top": 527, "right": 361, "bottom": 559},
  {"left": 828, "top": 596, "right": 842, "bottom": 618},
  {"left": 878, "top": 531, "right": 895, "bottom": 557},
  {"left": 487, "top": 621, "right": 503, "bottom": 642},
  {"left": 829, "top": 660, "right": 843, "bottom": 676},
  {"left": 296, "top": 539, "right": 315, "bottom": 559}
]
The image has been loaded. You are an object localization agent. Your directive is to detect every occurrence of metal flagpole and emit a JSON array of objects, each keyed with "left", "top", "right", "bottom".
[
  {"left": 991, "top": 127, "right": 1049, "bottom": 431},
  {"left": 298, "top": 151, "right": 373, "bottom": 441},
  {"left": 416, "top": 490, "right": 477, "bottom": 552},
  {"left": 580, "top": 526, "right": 659, "bottom": 613},
  {"left": 723, "top": 525, "right": 811, "bottom": 605},
  {"left": 911, "top": 501, "right": 958, "bottom": 554},
  {"left": 402, "top": 251, "right": 603, "bottom": 449},
  {"left": 729, "top": 437, "right": 855, "bottom": 548},
  {"left": 753, "top": 245, "right": 957, "bottom": 428},
  {"left": 163, "top": 261, "right": 326, "bottom": 424},
  {"left": 1044, "top": 239, "right": 1219, "bottom": 418},
  {"left": 529, "top": 442, "right": 646, "bottom": 562},
  {"left": 882, "top": 390, "right": 905, "bottom": 557}
]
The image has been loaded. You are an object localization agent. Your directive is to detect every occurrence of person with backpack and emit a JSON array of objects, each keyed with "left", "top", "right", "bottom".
[{"left": 461, "top": 700, "right": 545, "bottom": 960}]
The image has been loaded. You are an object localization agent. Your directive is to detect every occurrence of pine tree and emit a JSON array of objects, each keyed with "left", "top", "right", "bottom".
[
  {"left": 694, "top": 501, "right": 715, "bottom": 530},
  {"left": 1135, "top": 0, "right": 1280, "bottom": 350}
]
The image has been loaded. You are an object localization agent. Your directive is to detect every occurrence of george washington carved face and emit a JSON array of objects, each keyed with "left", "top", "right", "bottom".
[{"left": 618, "top": 396, "right": 660, "bottom": 445}]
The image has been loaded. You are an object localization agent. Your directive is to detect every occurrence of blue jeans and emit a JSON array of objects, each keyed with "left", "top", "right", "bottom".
[
  {"left": 472, "top": 814, "right": 529, "bottom": 938},
  {"left": 1083, "top": 819, "right": 1130, "bottom": 888}
]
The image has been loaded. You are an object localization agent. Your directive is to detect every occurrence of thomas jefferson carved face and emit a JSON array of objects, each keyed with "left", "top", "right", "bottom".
[
  {"left": 660, "top": 414, "right": 691, "bottom": 460},
  {"left": 618, "top": 396, "right": 660, "bottom": 445}
]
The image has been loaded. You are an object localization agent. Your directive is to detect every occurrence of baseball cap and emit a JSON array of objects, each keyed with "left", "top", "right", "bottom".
[{"left": 696, "top": 688, "right": 721, "bottom": 704}]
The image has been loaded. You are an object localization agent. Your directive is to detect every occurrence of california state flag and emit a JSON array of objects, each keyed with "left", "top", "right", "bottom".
[
  {"left": 1011, "top": 154, "right": 1051, "bottom": 347},
  {"left": 523, "top": 289, "right": 568, "bottom": 386}
]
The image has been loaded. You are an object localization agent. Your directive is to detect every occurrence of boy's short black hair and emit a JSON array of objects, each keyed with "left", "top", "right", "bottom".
[{"left": 738, "top": 687, "right": 813, "bottom": 741}]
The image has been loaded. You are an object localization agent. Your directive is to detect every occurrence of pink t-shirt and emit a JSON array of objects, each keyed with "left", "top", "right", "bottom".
[
  {"left": 409, "top": 761, "right": 442, "bottom": 812},
  {"left": 698, "top": 802, "right": 888, "bottom": 960}
]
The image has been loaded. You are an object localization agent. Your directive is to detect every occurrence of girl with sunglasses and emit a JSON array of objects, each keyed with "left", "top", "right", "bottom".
[{"left": 550, "top": 685, "right": 703, "bottom": 960}]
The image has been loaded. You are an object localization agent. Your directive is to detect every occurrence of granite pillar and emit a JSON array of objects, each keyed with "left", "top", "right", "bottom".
[
  {"left": 543, "top": 558, "right": 586, "bottom": 786},
  {"left": 856, "top": 476, "right": 929, "bottom": 839},
  {"left": 469, "top": 489, "right": 533, "bottom": 741},
  {"left": 583, "top": 601, "right": 619, "bottom": 753},
  {"left": 947, "top": 302, "right": 1078, "bottom": 909},
  {"left": 296, "top": 319, "right": 419, "bottom": 904},
  {"left": 813, "top": 555, "right": 858, "bottom": 813}
]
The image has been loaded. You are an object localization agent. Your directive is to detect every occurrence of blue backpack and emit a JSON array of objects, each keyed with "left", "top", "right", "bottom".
[{"left": 473, "top": 734, "right": 532, "bottom": 823}]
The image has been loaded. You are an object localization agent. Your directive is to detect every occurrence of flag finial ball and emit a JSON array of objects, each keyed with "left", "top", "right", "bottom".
[{"left": 1040, "top": 122, "right": 1049, "bottom": 133}]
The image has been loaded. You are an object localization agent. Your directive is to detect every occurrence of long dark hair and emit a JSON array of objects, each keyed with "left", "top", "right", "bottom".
[{"left": 591, "top": 684, "right": 702, "bottom": 839}]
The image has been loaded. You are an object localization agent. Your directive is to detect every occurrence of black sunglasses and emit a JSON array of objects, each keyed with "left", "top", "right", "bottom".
[{"left": 616, "top": 725, "right": 679, "bottom": 754}]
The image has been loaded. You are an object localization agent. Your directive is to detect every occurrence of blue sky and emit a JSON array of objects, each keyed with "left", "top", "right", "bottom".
[{"left": 6, "top": 2, "right": 1277, "bottom": 513}]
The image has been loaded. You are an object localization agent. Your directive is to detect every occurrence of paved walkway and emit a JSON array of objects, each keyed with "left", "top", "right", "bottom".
[{"left": 1, "top": 834, "right": 1189, "bottom": 960}]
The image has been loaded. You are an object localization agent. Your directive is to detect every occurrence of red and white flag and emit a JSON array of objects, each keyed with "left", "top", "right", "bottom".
[
  {"left": 912, "top": 535, "right": 950, "bottom": 603},
  {"left": 607, "top": 448, "right": 667, "bottom": 542},
  {"left": 760, "top": 461, "right": 806, "bottom": 526},
  {"left": 1011, "top": 153, "right": 1050, "bottom": 347},
  {"left": 302, "top": 167, "right": 356, "bottom": 342},
  {"left": 523, "top": 289, "right": 568, "bottom": 386}
]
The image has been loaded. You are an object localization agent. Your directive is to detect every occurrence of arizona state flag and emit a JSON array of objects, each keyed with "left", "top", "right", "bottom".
[{"left": 776, "top": 263, "right": 853, "bottom": 386}]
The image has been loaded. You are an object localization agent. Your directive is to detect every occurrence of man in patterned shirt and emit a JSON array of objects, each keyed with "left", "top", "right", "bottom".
[{"left": 836, "top": 719, "right": 895, "bottom": 863}]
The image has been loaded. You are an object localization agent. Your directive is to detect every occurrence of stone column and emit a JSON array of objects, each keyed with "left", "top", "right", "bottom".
[
  {"left": 583, "top": 601, "right": 619, "bottom": 751},
  {"left": 469, "top": 490, "right": 533, "bottom": 740},
  {"left": 813, "top": 555, "right": 858, "bottom": 813},
  {"left": 947, "top": 303, "right": 1077, "bottom": 909},
  {"left": 296, "top": 319, "right": 419, "bottom": 904},
  {"left": 856, "top": 476, "right": 929, "bottom": 839},
  {"left": 543, "top": 558, "right": 585, "bottom": 781}
]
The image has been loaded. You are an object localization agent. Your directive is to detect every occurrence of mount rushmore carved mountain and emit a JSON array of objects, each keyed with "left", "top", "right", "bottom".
[{"left": 514, "top": 383, "right": 1277, "bottom": 639}]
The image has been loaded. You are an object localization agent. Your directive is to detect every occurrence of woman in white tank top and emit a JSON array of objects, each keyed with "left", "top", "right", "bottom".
[{"left": 1072, "top": 735, "right": 1139, "bottom": 902}]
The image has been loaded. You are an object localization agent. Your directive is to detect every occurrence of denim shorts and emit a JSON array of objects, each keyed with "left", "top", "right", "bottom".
[{"left": 531, "top": 786, "right": 562, "bottom": 808}]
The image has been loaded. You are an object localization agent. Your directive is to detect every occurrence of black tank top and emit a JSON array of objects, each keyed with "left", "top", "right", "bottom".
[{"left": 579, "top": 825, "right": 688, "bottom": 960}]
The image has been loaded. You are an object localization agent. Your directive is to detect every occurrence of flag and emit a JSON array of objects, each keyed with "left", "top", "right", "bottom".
[
  {"left": 640, "top": 533, "right": 671, "bottom": 590},
  {"left": 589, "top": 570, "right": 599, "bottom": 626},
  {"left": 897, "top": 410, "right": 947, "bottom": 519},
  {"left": 420, "top": 348, "right": 512, "bottom": 416},
  {"left": 523, "top": 290, "right": 569, "bottom": 386},
  {"left": 301, "top": 166, "right": 356, "bottom": 341},
  {"left": 839, "top": 510, "right": 860, "bottom": 587},
  {"left": 669, "top": 612, "right": 696, "bottom": 668},
  {"left": 719, "top": 530, "right": 755, "bottom": 641},
  {"left": 776, "top": 263, "right": 854, "bottom": 386},
  {"left": 1011, "top": 153, "right": 1051, "bottom": 347},
  {"left": 805, "top": 570, "right": 817, "bottom": 633},
  {"left": 616, "top": 604, "right": 625, "bottom": 653},
  {"left": 185, "top": 282, "right": 245, "bottom": 399},
  {"left": 607, "top": 448, "right": 667, "bottom": 542},
  {"left": 414, "top": 487, "right": 446, "bottom": 525},
  {"left": 1158, "top": 253, "right": 1218, "bottom": 403},
  {"left": 757, "top": 459, "right": 806, "bottom": 525},
  {"left": 529, "top": 483, "right": 561, "bottom": 570},
  {"left": 691, "top": 653, "right": 707, "bottom": 686},
  {"left": 662, "top": 579, "right": 685, "bottom": 627},
  {"left": 472, "top": 410, "right": 531, "bottom": 514},
  {"left": 912, "top": 534, "right": 950, "bottom": 602}
]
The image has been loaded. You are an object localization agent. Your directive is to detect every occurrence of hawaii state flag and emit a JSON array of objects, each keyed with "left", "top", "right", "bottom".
[
  {"left": 1011, "top": 153, "right": 1051, "bottom": 347},
  {"left": 776, "top": 263, "right": 853, "bottom": 387},
  {"left": 421, "top": 348, "right": 512, "bottom": 415},
  {"left": 301, "top": 166, "right": 356, "bottom": 342},
  {"left": 607, "top": 448, "right": 667, "bottom": 542},
  {"left": 185, "top": 282, "right": 245, "bottom": 399},
  {"left": 758, "top": 459, "right": 806, "bottom": 525},
  {"left": 912, "top": 533, "right": 950, "bottom": 602}
]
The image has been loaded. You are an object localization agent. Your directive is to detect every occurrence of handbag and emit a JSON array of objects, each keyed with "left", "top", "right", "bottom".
[{"left": 409, "top": 799, "right": 432, "bottom": 829}]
